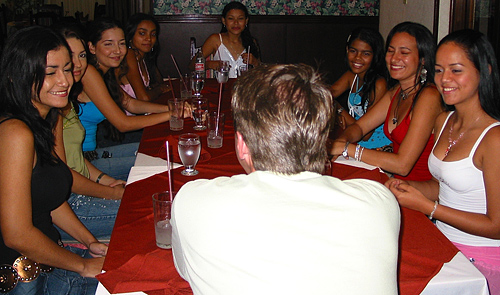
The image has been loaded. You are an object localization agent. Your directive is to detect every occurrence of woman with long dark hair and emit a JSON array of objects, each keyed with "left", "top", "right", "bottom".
[
  {"left": 122, "top": 13, "right": 170, "bottom": 101},
  {"left": 331, "top": 22, "right": 444, "bottom": 181},
  {"left": 190, "top": 1, "right": 261, "bottom": 78},
  {"left": 0, "top": 26, "right": 105, "bottom": 294},
  {"left": 387, "top": 29, "right": 500, "bottom": 294},
  {"left": 51, "top": 23, "right": 123, "bottom": 242},
  {"left": 330, "top": 27, "right": 391, "bottom": 149},
  {"left": 80, "top": 18, "right": 189, "bottom": 180}
]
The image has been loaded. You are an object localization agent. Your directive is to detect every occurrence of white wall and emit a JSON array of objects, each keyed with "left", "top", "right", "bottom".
[{"left": 380, "top": 0, "right": 451, "bottom": 41}]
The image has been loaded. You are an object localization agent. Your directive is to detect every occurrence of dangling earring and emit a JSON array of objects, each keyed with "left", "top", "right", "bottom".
[{"left": 420, "top": 67, "right": 427, "bottom": 84}]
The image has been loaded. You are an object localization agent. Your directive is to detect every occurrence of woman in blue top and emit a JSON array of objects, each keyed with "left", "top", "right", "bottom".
[
  {"left": 330, "top": 27, "right": 391, "bottom": 150},
  {"left": 79, "top": 18, "right": 190, "bottom": 180}
]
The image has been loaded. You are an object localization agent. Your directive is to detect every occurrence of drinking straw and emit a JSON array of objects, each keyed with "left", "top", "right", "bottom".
[
  {"left": 216, "top": 82, "right": 223, "bottom": 134},
  {"left": 246, "top": 46, "right": 250, "bottom": 70},
  {"left": 167, "top": 76, "right": 176, "bottom": 101},
  {"left": 165, "top": 141, "right": 173, "bottom": 202},
  {"left": 170, "top": 54, "right": 189, "bottom": 91}
]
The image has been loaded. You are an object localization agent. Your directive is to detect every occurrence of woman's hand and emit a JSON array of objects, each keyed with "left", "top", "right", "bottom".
[
  {"left": 81, "top": 257, "right": 105, "bottom": 278},
  {"left": 386, "top": 179, "right": 434, "bottom": 213},
  {"left": 88, "top": 241, "right": 108, "bottom": 257},
  {"left": 330, "top": 139, "right": 347, "bottom": 157},
  {"left": 182, "top": 102, "right": 194, "bottom": 118},
  {"left": 241, "top": 53, "right": 259, "bottom": 67}
]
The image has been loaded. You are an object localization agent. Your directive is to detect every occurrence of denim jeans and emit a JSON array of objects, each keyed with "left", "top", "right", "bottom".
[
  {"left": 90, "top": 142, "right": 139, "bottom": 181},
  {"left": 56, "top": 193, "right": 120, "bottom": 242},
  {"left": 6, "top": 246, "right": 98, "bottom": 295}
]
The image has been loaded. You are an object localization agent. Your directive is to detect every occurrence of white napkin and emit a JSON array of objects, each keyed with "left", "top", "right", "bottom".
[
  {"left": 128, "top": 153, "right": 182, "bottom": 185},
  {"left": 334, "top": 157, "right": 379, "bottom": 171},
  {"left": 126, "top": 164, "right": 182, "bottom": 185},
  {"left": 135, "top": 153, "right": 175, "bottom": 167}
]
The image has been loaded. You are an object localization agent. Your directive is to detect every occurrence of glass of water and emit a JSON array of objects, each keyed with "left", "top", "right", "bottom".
[
  {"left": 191, "top": 71, "right": 205, "bottom": 98},
  {"left": 216, "top": 60, "right": 230, "bottom": 84},
  {"left": 178, "top": 133, "right": 201, "bottom": 176},
  {"left": 191, "top": 98, "right": 208, "bottom": 130}
]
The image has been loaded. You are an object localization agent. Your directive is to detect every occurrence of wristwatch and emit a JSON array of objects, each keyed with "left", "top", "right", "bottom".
[{"left": 342, "top": 141, "right": 350, "bottom": 159}]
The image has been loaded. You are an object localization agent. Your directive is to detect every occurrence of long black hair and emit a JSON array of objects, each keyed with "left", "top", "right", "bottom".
[
  {"left": 220, "top": 1, "right": 260, "bottom": 59},
  {"left": 86, "top": 17, "right": 126, "bottom": 141},
  {"left": 438, "top": 29, "right": 500, "bottom": 120},
  {"left": 386, "top": 22, "right": 436, "bottom": 104},
  {"left": 125, "top": 13, "right": 161, "bottom": 85},
  {"left": 52, "top": 22, "right": 87, "bottom": 115},
  {"left": 346, "top": 27, "right": 388, "bottom": 111},
  {"left": 0, "top": 26, "right": 71, "bottom": 164}
]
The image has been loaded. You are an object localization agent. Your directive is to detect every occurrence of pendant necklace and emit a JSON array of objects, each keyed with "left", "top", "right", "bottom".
[
  {"left": 444, "top": 115, "right": 481, "bottom": 157},
  {"left": 392, "top": 83, "right": 418, "bottom": 125}
]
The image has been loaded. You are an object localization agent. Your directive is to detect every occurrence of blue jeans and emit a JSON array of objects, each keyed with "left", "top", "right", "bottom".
[
  {"left": 6, "top": 246, "right": 98, "bottom": 295},
  {"left": 90, "top": 142, "right": 139, "bottom": 181},
  {"left": 56, "top": 193, "right": 120, "bottom": 242}
]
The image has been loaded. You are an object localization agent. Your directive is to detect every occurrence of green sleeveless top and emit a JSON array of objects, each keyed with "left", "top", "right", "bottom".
[{"left": 63, "top": 106, "right": 90, "bottom": 178}]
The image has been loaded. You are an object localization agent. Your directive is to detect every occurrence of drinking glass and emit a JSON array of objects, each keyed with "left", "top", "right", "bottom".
[
  {"left": 178, "top": 133, "right": 201, "bottom": 176},
  {"left": 191, "top": 71, "right": 205, "bottom": 98},
  {"left": 152, "top": 192, "right": 174, "bottom": 249},
  {"left": 191, "top": 98, "right": 208, "bottom": 131},
  {"left": 216, "top": 61, "right": 230, "bottom": 84}
]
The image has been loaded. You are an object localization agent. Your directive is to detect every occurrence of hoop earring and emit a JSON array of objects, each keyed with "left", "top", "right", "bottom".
[{"left": 420, "top": 67, "right": 427, "bottom": 84}]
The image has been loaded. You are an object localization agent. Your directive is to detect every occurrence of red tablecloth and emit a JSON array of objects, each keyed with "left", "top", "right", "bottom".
[{"left": 97, "top": 79, "right": 458, "bottom": 295}]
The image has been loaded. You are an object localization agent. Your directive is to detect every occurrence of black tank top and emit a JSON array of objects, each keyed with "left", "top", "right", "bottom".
[{"left": 0, "top": 118, "right": 72, "bottom": 264}]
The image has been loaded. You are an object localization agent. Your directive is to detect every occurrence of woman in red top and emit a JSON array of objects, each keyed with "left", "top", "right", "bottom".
[{"left": 331, "top": 22, "right": 444, "bottom": 181}]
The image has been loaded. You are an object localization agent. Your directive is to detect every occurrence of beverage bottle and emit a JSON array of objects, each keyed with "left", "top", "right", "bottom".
[{"left": 194, "top": 48, "right": 205, "bottom": 78}]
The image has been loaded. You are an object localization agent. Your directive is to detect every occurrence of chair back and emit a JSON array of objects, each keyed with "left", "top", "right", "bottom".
[{"left": 95, "top": 2, "right": 106, "bottom": 20}]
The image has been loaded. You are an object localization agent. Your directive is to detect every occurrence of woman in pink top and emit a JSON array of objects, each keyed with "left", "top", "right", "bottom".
[
  {"left": 331, "top": 22, "right": 444, "bottom": 181},
  {"left": 121, "top": 13, "right": 170, "bottom": 101}
]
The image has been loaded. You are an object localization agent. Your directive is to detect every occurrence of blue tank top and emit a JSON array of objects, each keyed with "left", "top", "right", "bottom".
[
  {"left": 348, "top": 85, "right": 391, "bottom": 149},
  {"left": 79, "top": 101, "right": 106, "bottom": 152}
]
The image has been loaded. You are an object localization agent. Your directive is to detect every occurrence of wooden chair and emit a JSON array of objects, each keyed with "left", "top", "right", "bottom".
[{"left": 31, "top": 2, "right": 64, "bottom": 27}]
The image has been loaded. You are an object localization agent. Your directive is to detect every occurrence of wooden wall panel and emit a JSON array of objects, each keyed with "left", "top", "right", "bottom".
[{"left": 156, "top": 15, "right": 378, "bottom": 84}]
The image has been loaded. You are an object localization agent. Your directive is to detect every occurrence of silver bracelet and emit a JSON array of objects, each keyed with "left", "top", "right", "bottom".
[
  {"left": 429, "top": 201, "right": 438, "bottom": 220},
  {"left": 354, "top": 144, "right": 361, "bottom": 161}
]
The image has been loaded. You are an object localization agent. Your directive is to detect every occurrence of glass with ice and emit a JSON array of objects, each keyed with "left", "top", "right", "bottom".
[
  {"left": 178, "top": 133, "right": 201, "bottom": 176},
  {"left": 152, "top": 192, "right": 174, "bottom": 249},
  {"left": 216, "top": 60, "right": 230, "bottom": 84},
  {"left": 207, "top": 111, "right": 225, "bottom": 148}
]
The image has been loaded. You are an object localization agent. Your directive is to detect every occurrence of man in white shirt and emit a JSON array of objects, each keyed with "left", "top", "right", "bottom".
[{"left": 172, "top": 64, "right": 400, "bottom": 295}]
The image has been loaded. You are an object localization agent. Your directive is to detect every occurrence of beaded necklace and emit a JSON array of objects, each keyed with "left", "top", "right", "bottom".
[{"left": 444, "top": 115, "right": 481, "bottom": 157}]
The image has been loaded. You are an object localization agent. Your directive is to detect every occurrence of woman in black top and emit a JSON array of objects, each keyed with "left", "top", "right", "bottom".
[{"left": 0, "top": 26, "right": 107, "bottom": 294}]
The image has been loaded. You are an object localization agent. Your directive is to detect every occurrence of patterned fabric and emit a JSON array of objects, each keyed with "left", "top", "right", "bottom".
[{"left": 153, "top": 0, "right": 379, "bottom": 16}]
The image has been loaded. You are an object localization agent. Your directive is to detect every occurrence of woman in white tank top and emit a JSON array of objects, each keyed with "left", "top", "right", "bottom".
[
  {"left": 386, "top": 30, "right": 500, "bottom": 294},
  {"left": 189, "top": 2, "right": 261, "bottom": 78}
]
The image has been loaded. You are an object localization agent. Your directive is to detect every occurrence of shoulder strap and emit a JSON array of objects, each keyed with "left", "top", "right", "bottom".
[
  {"left": 469, "top": 121, "right": 500, "bottom": 157},
  {"left": 0, "top": 117, "right": 15, "bottom": 125}
]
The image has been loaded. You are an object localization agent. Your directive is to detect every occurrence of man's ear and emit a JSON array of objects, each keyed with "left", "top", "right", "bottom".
[{"left": 235, "top": 131, "right": 255, "bottom": 173}]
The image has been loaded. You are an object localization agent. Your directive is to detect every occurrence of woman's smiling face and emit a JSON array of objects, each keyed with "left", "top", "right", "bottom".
[{"left": 89, "top": 27, "right": 127, "bottom": 73}]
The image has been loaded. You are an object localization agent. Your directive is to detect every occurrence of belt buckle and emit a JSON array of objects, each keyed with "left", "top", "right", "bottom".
[
  {"left": 0, "top": 264, "right": 19, "bottom": 293},
  {"left": 13, "top": 256, "right": 40, "bottom": 282}
]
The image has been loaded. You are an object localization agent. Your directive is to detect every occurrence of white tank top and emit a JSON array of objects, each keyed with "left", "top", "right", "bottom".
[
  {"left": 214, "top": 34, "right": 246, "bottom": 78},
  {"left": 429, "top": 112, "right": 500, "bottom": 246}
]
